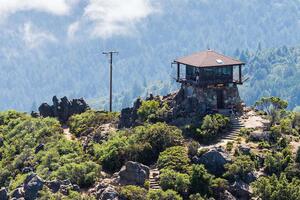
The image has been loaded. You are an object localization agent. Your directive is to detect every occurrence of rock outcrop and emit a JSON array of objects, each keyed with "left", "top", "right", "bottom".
[
  {"left": 118, "top": 161, "right": 150, "bottom": 185},
  {"left": 38, "top": 96, "right": 89, "bottom": 123},
  {"left": 23, "top": 173, "right": 44, "bottom": 200},
  {"left": 89, "top": 182, "right": 119, "bottom": 200},
  {"left": 193, "top": 147, "right": 231, "bottom": 176},
  {"left": 0, "top": 188, "right": 8, "bottom": 200}
]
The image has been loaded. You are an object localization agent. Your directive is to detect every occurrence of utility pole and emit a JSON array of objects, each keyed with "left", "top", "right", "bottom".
[{"left": 103, "top": 51, "right": 118, "bottom": 112}]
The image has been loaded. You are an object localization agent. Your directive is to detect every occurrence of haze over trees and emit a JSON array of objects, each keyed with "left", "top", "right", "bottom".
[{"left": 1, "top": 1, "right": 300, "bottom": 111}]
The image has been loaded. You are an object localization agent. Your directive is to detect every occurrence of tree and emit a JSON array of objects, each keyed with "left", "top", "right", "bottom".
[{"left": 254, "top": 97, "right": 288, "bottom": 125}]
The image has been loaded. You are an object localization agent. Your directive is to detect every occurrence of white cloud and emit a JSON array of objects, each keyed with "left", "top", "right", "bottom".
[
  {"left": 69, "top": 0, "right": 158, "bottom": 39},
  {"left": 22, "top": 22, "right": 57, "bottom": 49},
  {"left": 0, "top": 0, "right": 77, "bottom": 19}
]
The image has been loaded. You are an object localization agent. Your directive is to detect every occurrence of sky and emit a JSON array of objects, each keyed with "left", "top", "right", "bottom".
[{"left": 0, "top": 0, "right": 158, "bottom": 46}]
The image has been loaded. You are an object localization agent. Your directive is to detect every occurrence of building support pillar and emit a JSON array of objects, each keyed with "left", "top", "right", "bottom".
[
  {"left": 239, "top": 64, "right": 242, "bottom": 83},
  {"left": 177, "top": 62, "right": 180, "bottom": 82}
]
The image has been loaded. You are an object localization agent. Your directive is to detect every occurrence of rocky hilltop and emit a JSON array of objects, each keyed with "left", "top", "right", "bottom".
[{"left": 0, "top": 94, "right": 299, "bottom": 200}]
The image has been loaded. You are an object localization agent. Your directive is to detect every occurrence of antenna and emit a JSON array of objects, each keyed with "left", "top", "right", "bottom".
[{"left": 103, "top": 51, "right": 118, "bottom": 112}]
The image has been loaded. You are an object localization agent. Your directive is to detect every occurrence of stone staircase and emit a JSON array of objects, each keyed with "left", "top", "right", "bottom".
[
  {"left": 149, "top": 168, "right": 161, "bottom": 190},
  {"left": 221, "top": 116, "right": 245, "bottom": 141}
]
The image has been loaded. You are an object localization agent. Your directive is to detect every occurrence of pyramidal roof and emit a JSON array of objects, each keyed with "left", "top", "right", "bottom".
[{"left": 175, "top": 50, "right": 244, "bottom": 68}]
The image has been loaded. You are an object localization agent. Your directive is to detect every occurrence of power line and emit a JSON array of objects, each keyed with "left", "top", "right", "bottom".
[{"left": 103, "top": 51, "right": 118, "bottom": 112}]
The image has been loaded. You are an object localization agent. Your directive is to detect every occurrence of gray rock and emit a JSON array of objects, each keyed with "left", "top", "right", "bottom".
[
  {"left": 249, "top": 131, "right": 269, "bottom": 142},
  {"left": 39, "top": 96, "right": 89, "bottom": 123},
  {"left": 0, "top": 138, "right": 3, "bottom": 147},
  {"left": 10, "top": 187, "right": 24, "bottom": 199},
  {"left": 195, "top": 148, "right": 231, "bottom": 176},
  {"left": 45, "top": 180, "right": 61, "bottom": 193},
  {"left": 22, "top": 167, "right": 34, "bottom": 174},
  {"left": 229, "top": 180, "right": 251, "bottom": 200},
  {"left": 221, "top": 190, "right": 236, "bottom": 200},
  {"left": 243, "top": 172, "right": 257, "bottom": 184},
  {"left": 0, "top": 187, "right": 8, "bottom": 200},
  {"left": 99, "top": 186, "right": 118, "bottom": 200},
  {"left": 118, "top": 161, "right": 150, "bottom": 185},
  {"left": 238, "top": 145, "right": 251, "bottom": 155},
  {"left": 23, "top": 173, "right": 44, "bottom": 200},
  {"left": 35, "top": 143, "right": 44, "bottom": 154}
]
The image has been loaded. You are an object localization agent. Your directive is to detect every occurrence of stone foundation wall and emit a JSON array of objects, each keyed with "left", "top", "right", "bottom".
[{"left": 181, "top": 83, "right": 241, "bottom": 112}]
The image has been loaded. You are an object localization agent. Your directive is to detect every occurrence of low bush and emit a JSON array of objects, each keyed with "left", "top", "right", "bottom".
[
  {"left": 68, "top": 110, "right": 118, "bottom": 137},
  {"left": 157, "top": 146, "right": 190, "bottom": 173},
  {"left": 159, "top": 169, "right": 190, "bottom": 195},
  {"left": 119, "top": 185, "right": 147, "bottom": 200},
  {"left": 146, "top": 189, "right": 182, "bottom": 200},
  {"left": 196, "top": 114, "right": 230, "bottom": 141},
  {"left": 224, "top": 155, "right": 256, "bottom": 182}
]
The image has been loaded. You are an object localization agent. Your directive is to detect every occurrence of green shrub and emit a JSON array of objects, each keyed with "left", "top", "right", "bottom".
[
  {"left": 94, "top": 135, "right": 128, "bottom": 172},
  {"left": 224, "top": 155, "right": 255, "bottom": 182},
  {"left": 226, "top": 141, "right": 234, "bottom": 152},
  {"left": 252, "top": 174, "right": 300, "bottom": 200},
  {"left": 264, "top": 152, "right": 292, "bottom": 175},
  {"left": 296, "top": 147, "right": 300, "bottom": 163},
  {"left": 133, "top": 123, "right": 183, "bottom": 160},
  {"left": 54, "top": 161, "right": 101, "bottom": 187},
  {"left": 146, "top": 189, "right": 183, "bottom": 200},
  {"left": 159, "top": 169, "right": 190, "bottom": 195},
  {"left": 188, "top": 141, "right": 200, "bottom": 158},
  {"left": 137, "top": 100, "right": 160, "bottom": 122},
  {"left": 196, "top": 114, "right": 230, "bottom": 141},
  {"left": 68, "top": 110, "right": 118, "bottom": 137},
  {"left": 157, "top": 146, "right": 190, "bottom": 173},
  {"left": 119, "top": 185, "right": 147, "bottom": 200},
  {"left": 189, "top": 193, "right": 205, "bottom": 200},
  {"left": 190, "top": 164, "right": 214, "bottom": 195}
]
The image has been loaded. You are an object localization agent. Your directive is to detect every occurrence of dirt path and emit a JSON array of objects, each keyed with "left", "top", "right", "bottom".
[{"left": 62, "top": 125, "right": 75, "bottom": 141}]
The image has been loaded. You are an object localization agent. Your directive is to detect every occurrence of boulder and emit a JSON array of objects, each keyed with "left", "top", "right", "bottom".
[
  {"left": 22, "top": 167, "right": 34, "bottom": 173},
  {"left": 0, "top": 188, "right": 8, "bottom": 200},
  {"left": 229, "top": 180, "right": 251, "bottom": 200},
  {"left": 0, "top": 137, "right": 3, "bottom": 147},
  {"left": 220, "top": 190, "right": 236, "bottom": 200},
  {"left": 249, "top": 130, "right": 269, "bottom": 142},
  {"left": 10, "top": 187, "right": 24, "bottom": 199},
  {"left": 99, "top": 186, "right": 119, "bottom": 200},
  {"left": 118, "top": 161, "right": 150, "bottom": 185},
  {"left": 243, "top": 172, "right": 257, "bottom": 184},
  {"left": 238, "top": 145, "right": 251, "bottom": 155},
  {"left": 35, "top": 143, "right": 44, "bottom": 154},
  {"left": 194, "top": 148, "right": 231, "bottom": 176},
  {"left": 90, "top": 182, "right": 119, "bottom": 200},
  {"left": 45, "top": 180, "right": 61, "bottom": 193},
  {"left": 23, "top": 173, "right": 44, "bottom": 200}
]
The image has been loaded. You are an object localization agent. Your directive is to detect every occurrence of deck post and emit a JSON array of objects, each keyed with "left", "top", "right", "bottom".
[
  {"left": 239, "top": 64, "right": 242, "bottom": 83},
  {"left": 177, "top": 62, "right": 180, "bottom": 81}
]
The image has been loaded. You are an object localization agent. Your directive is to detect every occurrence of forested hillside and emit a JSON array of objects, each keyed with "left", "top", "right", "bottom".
[
  {"left": 1, "top": 0, "right": 300, "bottom": 111},
  {"left": 238, "top": 46, "right": 300, "bottom": 111}
]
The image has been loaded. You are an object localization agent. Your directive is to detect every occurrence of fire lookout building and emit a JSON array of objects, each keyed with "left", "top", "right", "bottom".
[{"left": 174, "top": 50, "right": 245, "bottom": 113}]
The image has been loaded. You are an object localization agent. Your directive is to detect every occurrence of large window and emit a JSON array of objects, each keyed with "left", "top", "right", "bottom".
[{"left": 186, "top": 65, "right": 233, "bottom": 83}]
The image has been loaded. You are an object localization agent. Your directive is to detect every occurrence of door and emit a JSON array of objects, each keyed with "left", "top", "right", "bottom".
[{"left": 217, "top": 90, "right": 224, "bottom": 109}]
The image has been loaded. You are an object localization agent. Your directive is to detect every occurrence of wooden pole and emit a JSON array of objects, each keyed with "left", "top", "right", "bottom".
[{"left": 103, "top": 51, "right": 118, "bottom": 112}]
